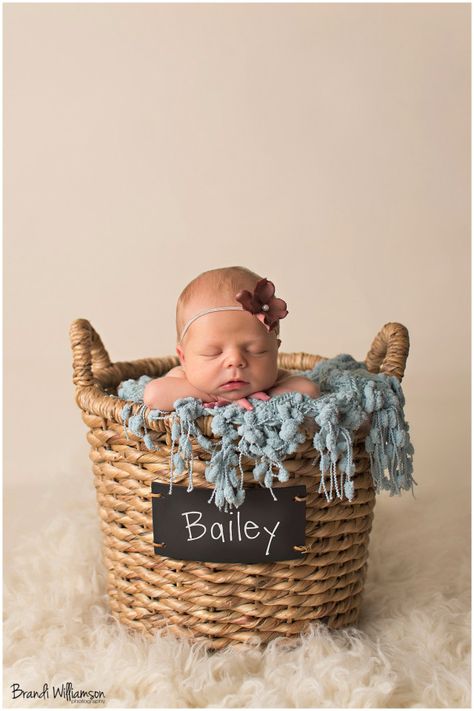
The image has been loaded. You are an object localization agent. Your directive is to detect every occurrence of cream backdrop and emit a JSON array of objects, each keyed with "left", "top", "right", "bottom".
[{"left": 4, "top": 4, "right": 469, "bottom": 571}]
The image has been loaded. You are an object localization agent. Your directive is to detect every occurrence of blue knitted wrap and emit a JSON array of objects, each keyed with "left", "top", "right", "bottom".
[{"left": 117, "top": 354, "right": 415, "bottom": 511}]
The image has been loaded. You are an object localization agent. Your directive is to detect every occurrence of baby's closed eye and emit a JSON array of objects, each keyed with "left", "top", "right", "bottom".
[{"left": 199, "top": 347, "right": 268, "bottom": 357}]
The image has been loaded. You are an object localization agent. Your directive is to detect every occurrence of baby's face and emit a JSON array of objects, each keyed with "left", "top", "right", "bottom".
[{"left": 176, "top": 309, "right": 280, "bottom": 401}]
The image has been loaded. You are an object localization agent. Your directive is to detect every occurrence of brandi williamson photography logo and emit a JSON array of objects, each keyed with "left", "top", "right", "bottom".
[{"left": 10, "top": 682, "right": 106, "bottom": 704}]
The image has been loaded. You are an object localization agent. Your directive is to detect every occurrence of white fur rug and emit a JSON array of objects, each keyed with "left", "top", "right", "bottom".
[{"left": 4, "top": 475, "right": 470, "bottom": 708}]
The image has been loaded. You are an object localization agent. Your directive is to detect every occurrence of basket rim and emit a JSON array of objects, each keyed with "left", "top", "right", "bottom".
[
  {"left": 73, "top": 351, "right": 325, "bottom": 436},
  {"left": 70, "top": 318, "right": 410, "bottom": 437}
]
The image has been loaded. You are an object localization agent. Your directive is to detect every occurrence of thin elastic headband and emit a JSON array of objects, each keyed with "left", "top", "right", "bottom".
[{"left": 179, "top": 306, "right": 245, "bottom": 343}]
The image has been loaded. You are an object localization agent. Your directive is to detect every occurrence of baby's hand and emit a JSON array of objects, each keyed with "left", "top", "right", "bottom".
[
  {"left": 251, "top": 391, "right": 271, "bottom": 401},
  {"left": 203, "top": 391, "right": 270, "bottom": 411},
  {"left": 202, "top": 399, "right": 230, "bottom": 409},
  {"left": 248, "top": 391, "right": 271, "bottom": 405},
  {"left": 236, "top": 391, "right": 271, "bottom": 411}
]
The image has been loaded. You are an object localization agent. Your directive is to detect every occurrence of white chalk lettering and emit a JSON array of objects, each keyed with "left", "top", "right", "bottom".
[
  {"left": 210, "top": 522, "right": 225, "bottom": 542},
  {"left": 180, "top": 510, "right": 283, "bottom": 557},
  {"left": 244, "top": 520, "right": 260, "bottom": 539},
  {"left": 263, "top": 521, "right": 281, "bottom": 555},
  {"left": 237, "top": 511, "right": 242, "bottom": 541},
  {"left": 181, "top": 511, "right": 206, "bottom": 541}
]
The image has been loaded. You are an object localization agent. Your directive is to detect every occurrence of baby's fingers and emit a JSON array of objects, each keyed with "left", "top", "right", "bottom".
[
  {"left": 203, "top": 399, "right": 228, "bottom": 409},
  {"left": 251, "top": 391, "right": 271, "bottom": 401},
  {"left": 236, "top": 397, "right": 254, "bottom": 411}
]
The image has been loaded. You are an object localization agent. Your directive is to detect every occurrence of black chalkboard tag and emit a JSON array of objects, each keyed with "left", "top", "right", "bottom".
[{"left": 151, "top": 483, "right": 307, "bottom": 564}]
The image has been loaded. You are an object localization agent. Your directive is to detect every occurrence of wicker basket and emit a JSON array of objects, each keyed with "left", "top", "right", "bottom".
[{"left": 70, "top": 319, "right": 409, "bottom": 649}]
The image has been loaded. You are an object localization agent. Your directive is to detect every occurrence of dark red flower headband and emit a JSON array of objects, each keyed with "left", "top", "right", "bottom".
[{"left": 235, "top": 278, "right": 288, "bottom": 333}]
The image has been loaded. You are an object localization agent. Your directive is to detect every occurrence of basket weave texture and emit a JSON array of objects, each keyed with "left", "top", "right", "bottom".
[{"left": 70, "top": 321, "right": 409, "bottom": 649}]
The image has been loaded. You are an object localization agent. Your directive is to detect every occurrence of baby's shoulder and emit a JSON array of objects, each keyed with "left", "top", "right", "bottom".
[
  {"left": 275, "top": 368, "right": 293, "bottom": 384},
  {"left": 165, "top": 365, "right": 186, "bottom": 379}
]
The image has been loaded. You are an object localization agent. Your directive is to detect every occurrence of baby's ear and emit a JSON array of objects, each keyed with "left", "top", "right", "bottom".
[
  {"left": 176, "top": 345, "right": 185, "bottom": 364},
  {"left": 277, "top": 338, "right": 282, "bottom": 348}
]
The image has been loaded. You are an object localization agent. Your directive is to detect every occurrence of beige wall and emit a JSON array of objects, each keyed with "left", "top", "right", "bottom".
[{"left": 4, "top": 4, "right": 470, "bottom": 541}]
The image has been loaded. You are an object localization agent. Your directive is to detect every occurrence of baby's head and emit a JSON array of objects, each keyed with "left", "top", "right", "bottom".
[{"left": 175, "top": 266, "right": 287, "bottom": 401}]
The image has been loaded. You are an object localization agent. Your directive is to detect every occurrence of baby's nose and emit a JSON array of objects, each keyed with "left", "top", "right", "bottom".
[{"left": 225, "top": 349, "right": 247, "bottom": 367}]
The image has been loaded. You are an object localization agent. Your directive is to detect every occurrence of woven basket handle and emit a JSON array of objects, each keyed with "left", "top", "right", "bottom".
[
  {"left": 364, "top": 322, "right": 409, "bottom": 382},
  {"left": 70, "top": 319, "right": 112, "bottom": 389}
]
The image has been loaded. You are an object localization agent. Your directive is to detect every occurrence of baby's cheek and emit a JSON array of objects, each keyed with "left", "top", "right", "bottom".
[
  {"left": 258, "top": 363, "right": 279, "bottom": 390},
  {"left": 192, "top": 368, "right": 217, "bottom": 394}
]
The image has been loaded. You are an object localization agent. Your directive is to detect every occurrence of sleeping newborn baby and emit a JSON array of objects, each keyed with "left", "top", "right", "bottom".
[{"left": 143, "top": 266, "right": 320, "bottom": 412}]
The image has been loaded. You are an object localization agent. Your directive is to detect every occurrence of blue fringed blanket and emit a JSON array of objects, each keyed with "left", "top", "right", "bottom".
[{"left": 118, "top": 354, "right": 415, "bottom": 510}]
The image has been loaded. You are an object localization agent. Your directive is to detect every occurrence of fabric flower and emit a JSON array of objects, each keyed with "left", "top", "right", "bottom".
[{"left": 235, "top": 278, "right": 288, "bottom": 332}]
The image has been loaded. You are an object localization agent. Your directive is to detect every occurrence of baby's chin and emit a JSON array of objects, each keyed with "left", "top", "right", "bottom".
[
  {"left": 215, "top": 384, "right": 264, "bottom": 400},
  {"left": 217, "top": 389, "right": 250, "bottom": 401}
]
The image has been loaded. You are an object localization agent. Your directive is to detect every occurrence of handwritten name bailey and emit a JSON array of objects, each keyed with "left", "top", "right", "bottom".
[{"left": 181, "top": 510, "right": 281, "bottom": 556}]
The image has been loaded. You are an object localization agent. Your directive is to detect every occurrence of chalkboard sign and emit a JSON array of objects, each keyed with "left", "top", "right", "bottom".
[{"left": 151, "top": 483, "right": 307, "bottom": 564}]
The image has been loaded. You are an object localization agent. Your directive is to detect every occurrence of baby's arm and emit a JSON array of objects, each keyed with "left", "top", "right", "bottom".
[
  {"left": 143, "top": 369, "right": 267, "bottom": 412},
  {"left": 143, "top": 373, "right": 212, "bottom": 411},
  {"left": 267, "top": 375, "right": 320, "bottom": 399}
]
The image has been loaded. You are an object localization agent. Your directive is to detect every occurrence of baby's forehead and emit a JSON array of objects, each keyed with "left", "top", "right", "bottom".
[
  {"left": 181, "top": 288, "right": 234, "bottom": 318},
  {"left": 185, "top": 309, "right": 272, "bottom": 345}
]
